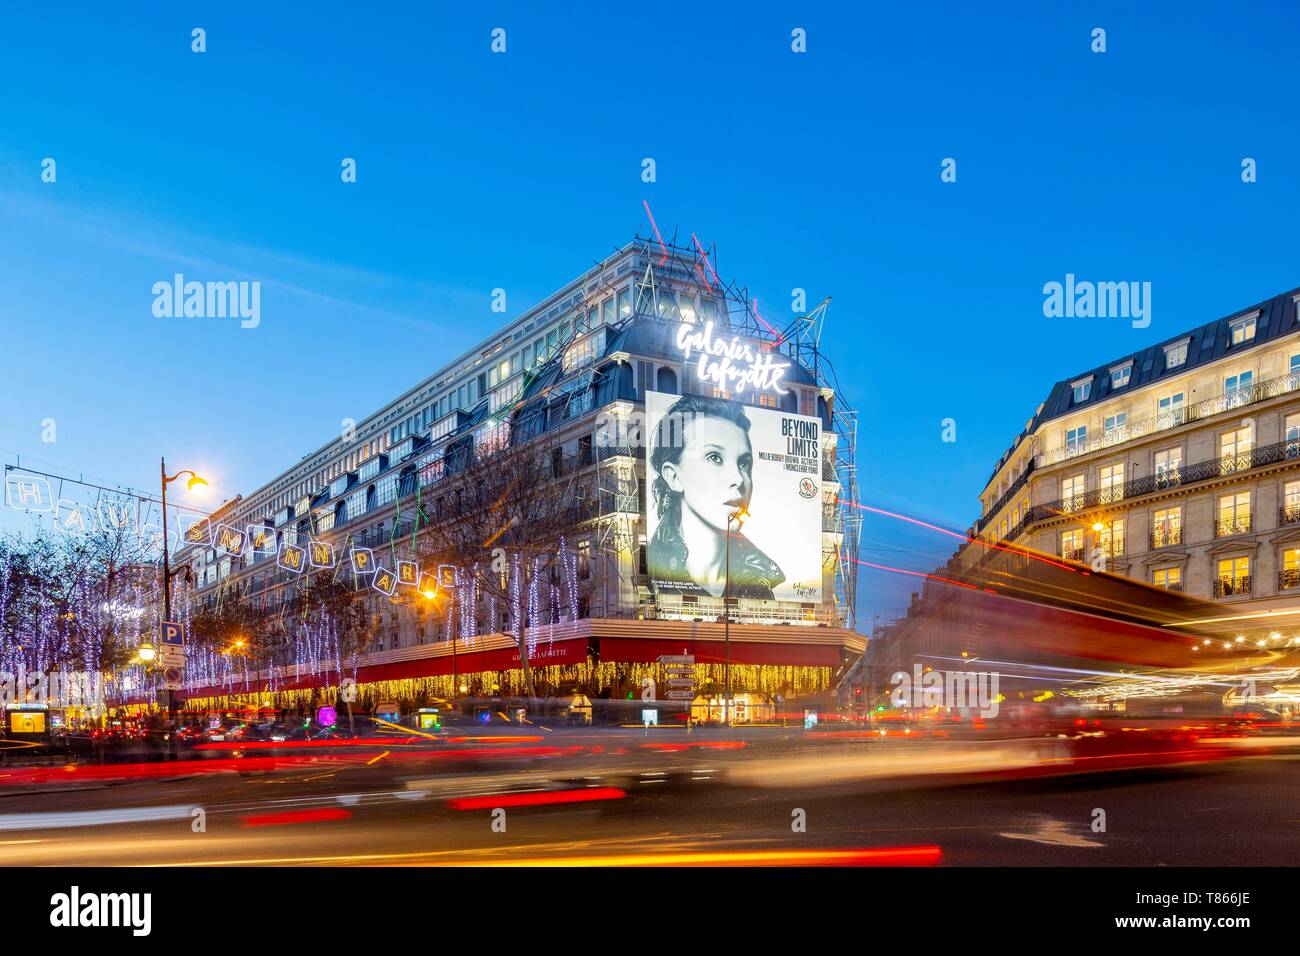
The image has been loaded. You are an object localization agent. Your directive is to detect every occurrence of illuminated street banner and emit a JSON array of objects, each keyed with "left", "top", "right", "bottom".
[
  {"left": 350, "top": 547, "right": 375, "bottom": 575},
  {"left": 215, "top": 524, "right": 246, "bottom": 556},
  {"left": 309, "top": 540, "right": 337, "bottom": 569},
  {"left": 278, "top": 542, "right": 306, "bottom": 574},
  {"left": 372, "top": 566, "right": 397, "bottom": 596},
  {"left": 248, "top": 525, "right": 277, "bottom": 554},
  {"left": 56, "top": 499, "right": 95, "bottom": 535},
  {"left": 181, "top": 514, "right": 212, "bottom": 546},
  {"left": 645, "top": 390, "right": 822, "bottom": 602},
  {"left": 437, "top": 564, "right": 456, "bottom": 588},
  {"left": 4, "top": 474, "right": 54, "bottom": 511},
  {"left": 417, "top": 571, "right": 437, "bottom": 596},
  {"left": 397, "top": 560, "right": 418, "bottom": 586}
]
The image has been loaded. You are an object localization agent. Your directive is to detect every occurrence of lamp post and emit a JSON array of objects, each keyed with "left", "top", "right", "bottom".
[
  {"left": 156, "top": 458, "right": 207, "bottom": 709},
  {"left": 723, "top": 508, "right": 748, "bottom": 728},
  {"left": 159, "top": 458, "right": 208, "bottom": 624}
]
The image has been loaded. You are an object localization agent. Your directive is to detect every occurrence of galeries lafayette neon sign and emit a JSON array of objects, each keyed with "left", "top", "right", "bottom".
[{"left": 674, "top": 321, "right": 789, "bottom": 394}]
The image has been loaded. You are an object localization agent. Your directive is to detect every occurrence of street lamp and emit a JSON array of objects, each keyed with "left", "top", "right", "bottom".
[
  {"left": 723, "top": 507, "right": 749, "bottom": 728},
  {"left": 421, "top": 586, "right": 456, "bottom": 697},
  {"left": 159, "top": 458, "right": 208, "bottom": 624}
]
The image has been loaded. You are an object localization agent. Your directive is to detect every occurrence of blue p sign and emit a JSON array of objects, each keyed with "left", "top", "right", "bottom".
[{"left": 161, "top": 621, "right": 184, "bottom": 646}]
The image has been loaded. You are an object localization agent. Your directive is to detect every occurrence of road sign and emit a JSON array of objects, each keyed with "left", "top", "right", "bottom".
[
  {"left": 658, "top": 655, "right": 694, "bottom": 665},
  {"left": 664, "top": 691, "right": 695, "bottom": 700},
  {"left": 161, "top": 644, "right": 184, "bottom": 667},
  {"left": 162, "top": 666, "right": 182, "bottom": 690},
  {"left": 666, "top": 678, "right": 696, "bottom": 689},
  {"left": 160, "top": 621, "right": 184, "bottom": 646}
]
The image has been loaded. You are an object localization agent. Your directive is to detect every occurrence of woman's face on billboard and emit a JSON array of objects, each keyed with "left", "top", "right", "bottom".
[{"left": 661, "top": 416, "right": 753, "bottom": 533}]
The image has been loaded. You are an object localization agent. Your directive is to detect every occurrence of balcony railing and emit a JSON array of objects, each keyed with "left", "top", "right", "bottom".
[
  {"left": 1159, "top": 581, "right": 1184, "bottom": 592},
  {"left": 1215, "top": 515, "right": 1252, "bottom": 537},
  {"left": 977, "top": 461, "right": 1035, "bottom": 532},
  {"left": 1061, "top": 547, "right": 1085, "bottom": 562},
  {"left": 1279, "top": 568, "right": 1300, "bottom": 590},
  {"left": 1027, "top": 437, "right": 1300, "bottom": 523},
  {"left": 1150, "top": 528, "right": 1182, "bottom": 549},
  {"left": 1034, "top": 371, "right": 1300, "bottom": 467},
  {"left": 1280, "top": 505, "right": 1300, "bottom": 526},
  {"left": 1213, "top": 576, "right": 1252, "bottom": 597}
]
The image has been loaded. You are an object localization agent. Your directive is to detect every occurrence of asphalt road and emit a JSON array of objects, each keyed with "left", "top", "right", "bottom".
[{"left": 0, "top": 729, "right": 1295, "bottom": 866}]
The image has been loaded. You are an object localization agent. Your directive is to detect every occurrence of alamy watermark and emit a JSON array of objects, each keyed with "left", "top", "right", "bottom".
[
  {"left": 0, "top": 668, "right": 106, "bottom": 715},
  {"left": 1043, "top": 274, "right": 1150, "bottom": 329},
  {"left": 152, "top": 273, "right": 261, "bottom": 329},
  {"left": 890, "top": 666, "right": 1000, "bottom": 718}
]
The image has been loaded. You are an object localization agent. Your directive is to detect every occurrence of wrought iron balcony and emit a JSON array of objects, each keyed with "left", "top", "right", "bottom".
[
  {"left": 1280, "top": 568, "right": 1300, "bottom": 591},
  {"left": 1213, "top": 576, "right": 1251, "bottom": 598},
  {"left": 1215, "top": 516, "right": 1252, "bottom": 537},
  {"left": 1160, "top": 582, "right": 1184, "bottom": 592},
  {"left": 1150, "top": 528, "right": 1182, "bottom": 549},
  {"left": 1061, "top": 547, "right": 1085, "bottom": 562},
  {"left": 1028, "top": 437, "right": 1300, "bottom": 524},
  {"left": 1034, "top": 370, "right": 1300, "bottom": 467},
  {"left": 1280, "top": 505, "right": 1300, "bottom": 526}
]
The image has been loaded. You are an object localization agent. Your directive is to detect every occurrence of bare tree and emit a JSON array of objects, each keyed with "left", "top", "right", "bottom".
[{"left": 413, "top": 426, "right": 595, "bottom": 700}]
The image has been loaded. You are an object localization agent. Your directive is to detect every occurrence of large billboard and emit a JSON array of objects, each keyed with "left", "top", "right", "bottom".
[{"left": 645, "top": 390, "right": 822, "bottom": 603}]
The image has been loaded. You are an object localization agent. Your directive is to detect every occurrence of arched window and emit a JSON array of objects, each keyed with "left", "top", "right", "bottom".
[{"left": 656, "top": 366, "right": 678, "bottom": 395}]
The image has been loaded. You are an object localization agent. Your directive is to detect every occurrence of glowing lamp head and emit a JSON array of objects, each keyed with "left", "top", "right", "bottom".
[
  {"left": 138, "top": 644, "right": 157, "bottom": 662},
  {"left": 1091, "top": 522, "right": 1105, "bottom": 532},
  {"left": 187, "top": 474, "right": 209, "bottom": 494}
]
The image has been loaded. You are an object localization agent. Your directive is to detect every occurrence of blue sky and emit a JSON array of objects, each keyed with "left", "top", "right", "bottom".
[{"left": 2, "top": 1, "right": 1298, "bottom": 628}]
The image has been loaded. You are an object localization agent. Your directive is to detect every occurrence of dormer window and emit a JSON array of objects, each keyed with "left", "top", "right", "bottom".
[
  {"left": 1164, "top": 338, "right": 1190, "bottom": 370},
  {"left": 1071, "top": 378, "right": 1093, "bottom": 404},
  {"left": 1229, "top": 311, "right": 1258, "bottom": 346},
  {"left": 1110, "top": 362, "right": 1133, "bottom": 389}
]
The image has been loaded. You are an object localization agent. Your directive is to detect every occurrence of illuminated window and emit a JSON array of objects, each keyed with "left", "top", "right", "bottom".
[
  {"left": 1164, "top": 340, "right": 1189, "bottom": 369},
  {"left": 1216, "top": 556, "right": 1250, "bottom": 596},
  {"left": 1284, "top": 481, "right": 1300, "bottom": 525},
  {"left": 1282, "top": 549, "right": 1300, "bottom": 590},
  {"left": 1152, "top": 447, "right": 1181, "bottom": 489},
  {"left": 1153, "top": 567, "right": 1182, "bottom": 590},
  {"left": 1099, "top": 462, "right": 1125, "bottom": 503},
  {"left": 1103, "top": 413, "right": 1127, "bottom": 439},
  {"left": 1152, "top": 507, "right": 1181, "bottom": 548},
  {"left": 1216, "top": 492, "right": 1251, "bottom": 537},
  {"left": 1060, "top": 528, "right": 1084, "bottom": 559},
  {"left": 1096, "top": 518, "right": 1124, "bottom": 557},
  {"left": 1286, "top": 414, "right": 1300, "bottom": 459},
  {"left": 1110, "top": 363, "right": 1133, "bottom": 389},
  {"left": 1065, "top": 425, "right": 1088, "bottom": 454},
  {"left": 1061, "top": 474, "right": 1086, "bottom": 512},
  {"left": 1220, "top": 426, "right": 1252, "bottom": 474},
  {"left": 1157, "top": 392, "right": 1185, "bottom": 427},
  {"left": 1229, "top": 314, "right": 1257, "bottom": 345}
]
